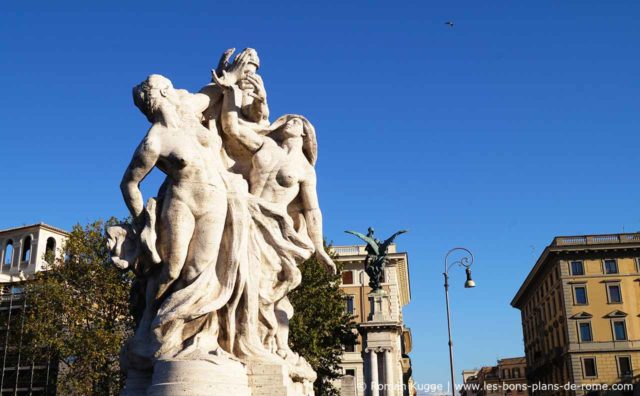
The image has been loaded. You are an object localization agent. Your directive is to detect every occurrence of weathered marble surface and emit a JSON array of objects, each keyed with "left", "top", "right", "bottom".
[{"left": 107, "top": 48, "right": 334, "bottom": 395}]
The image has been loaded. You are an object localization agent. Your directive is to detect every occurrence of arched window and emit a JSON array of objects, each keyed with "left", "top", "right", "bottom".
[
  {"left": 4, "top": 240, "right": 14, "bottom": 266},
  {"left": 21, "top": 236, "right": 32, "bottom": 263},
  {"left": 45, "top": 237, "right": 56, "bottom": 262}
]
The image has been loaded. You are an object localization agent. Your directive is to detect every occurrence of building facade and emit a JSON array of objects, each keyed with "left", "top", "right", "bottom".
[
  {"left": 0, "top": 223, "right": 67, "bottom": 395},
  {"left": 332, "top": 244, "right": 414, "bottom": 396},
  {"left": 511, "top": 233, "right": 640, "bottom": 395},
  {"left": 461, "top": 357, "right": 527, "bottom": 396}
]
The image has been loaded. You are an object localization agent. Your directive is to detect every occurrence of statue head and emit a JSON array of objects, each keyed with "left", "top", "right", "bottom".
[
  {"left": 282, "top": 117, "right": 304, "bottom": 138},
  {"left": 367, "top": 227, "right": 375, "bottom": 237},
  {"left": 268, "top": 115, "right": 317, "bottom": 165},
  {"left": 133, "top": 74, "right": 177, "bottom": 122},
  {"left": 235, "top": 48, "right": 260, "bottom": 77}
]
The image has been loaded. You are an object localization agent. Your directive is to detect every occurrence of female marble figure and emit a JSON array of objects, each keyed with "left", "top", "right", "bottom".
[
  {"left": 214, "top": 71, "right": 335, "bottom": 361},
  {"left": 116, "top": 74, "right": 255, "bottom": 366}
]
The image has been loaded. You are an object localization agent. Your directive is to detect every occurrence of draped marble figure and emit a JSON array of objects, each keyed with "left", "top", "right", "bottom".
[{"left": 107, "top": 48, "right": 334, "bottom": 395}]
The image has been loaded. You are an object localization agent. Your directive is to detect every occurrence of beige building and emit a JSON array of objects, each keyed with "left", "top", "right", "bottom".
[
  {"left": 332, "top": 244, "right": 414, "bottom": 396},
  {"left": 511, "top": 233, "right": 640, "bottom": 395},
  {"left": 0, "top": 223, "right": 67, "bottom": 395},
  {"left": 0, "top": 223, "right": 67, "bottom": 284},
  {"left": 461, "top": 357, "right": 527, "bottom": 396}
]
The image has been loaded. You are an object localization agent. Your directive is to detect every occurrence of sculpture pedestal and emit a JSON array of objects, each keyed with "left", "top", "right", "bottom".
[
  {"left": 368, "top": 289, "right": 392, "bottom": 321},
  {"left": 247, "top": 362, "right": 314, "bottom": 396},
  {"left": 146, "top": 359, "right": 251, "bottom": 396}
]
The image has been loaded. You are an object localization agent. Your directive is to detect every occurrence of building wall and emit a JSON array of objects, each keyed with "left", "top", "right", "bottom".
[
  {"left": 561, "top": 254, "right": 640, "bottom": 391},
  {"left": 513, "top": 235, "right": 640, "bottom": 396},
  {"left": 519, "top": 256, "right": 569, "bottom": 389}
]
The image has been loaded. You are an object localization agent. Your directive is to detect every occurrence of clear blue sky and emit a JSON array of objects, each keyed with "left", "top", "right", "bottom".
[{"left": 2, "top": 0, "right": 639, "bottom": 392}]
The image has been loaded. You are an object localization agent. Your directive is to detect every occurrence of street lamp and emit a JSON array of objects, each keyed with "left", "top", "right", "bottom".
[{"left": 443, "top": 247, "right": 475, "bottom": 395}]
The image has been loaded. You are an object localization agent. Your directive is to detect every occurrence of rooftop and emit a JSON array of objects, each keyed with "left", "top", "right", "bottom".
[
  {"left": 0, "top": 222, "right": 68, "bottom": 236},
  {"left": 511, "top": 232, "right": 640, "bottom": 308},
  {"left": 498, "top": 357, "right": 526, "bottom": 365},
  {"left": 552, "top": 232, "right": 640, "bottom": 247}
]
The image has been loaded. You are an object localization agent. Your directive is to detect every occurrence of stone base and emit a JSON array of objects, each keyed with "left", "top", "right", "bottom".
[
  {"left": 121, "top": 368, "right": 152, "bottom": 396},
  {"left": 247, "top": 362, "right": 314, "bottom": 396},
  {"left": 146, "top": 359, "right": 251, "bottom": 396}
]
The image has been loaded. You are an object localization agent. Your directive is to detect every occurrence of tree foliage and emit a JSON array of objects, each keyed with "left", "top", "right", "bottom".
[
  {"left": 24, "top": 220, "right": 134, "bottom": 395},
  {"left": 289, "top": 249, "right": 358, "bottom": 396}
]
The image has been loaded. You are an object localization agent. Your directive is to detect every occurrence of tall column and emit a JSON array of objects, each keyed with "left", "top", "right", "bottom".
[
  {"left": 369, "top": 348, "right": 379, "bottom": 396},
  {"left": 384, "top": 348, "right": 394, "bottom": 396}
]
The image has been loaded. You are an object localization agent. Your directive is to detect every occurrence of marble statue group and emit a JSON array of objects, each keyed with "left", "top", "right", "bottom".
[{"left": 107, "top": 48, "right": 335, "bottom": 395}]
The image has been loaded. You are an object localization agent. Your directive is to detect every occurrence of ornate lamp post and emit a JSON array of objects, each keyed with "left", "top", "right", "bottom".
[{"left": 443, "top": 247, "right": 475, "bottom": 395}]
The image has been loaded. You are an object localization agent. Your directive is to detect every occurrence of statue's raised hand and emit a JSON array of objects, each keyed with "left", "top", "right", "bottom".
[{"left": 211, "top": 50, "right": 250, "bottom": 89}]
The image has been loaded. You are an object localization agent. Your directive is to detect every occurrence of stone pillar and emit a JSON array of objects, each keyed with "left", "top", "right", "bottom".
[
  {"left": 369, "top": 349, "right": 380, "bottom": 396},
  {"left": 384, "top": 348, "right": 394, "bottom": 396}
]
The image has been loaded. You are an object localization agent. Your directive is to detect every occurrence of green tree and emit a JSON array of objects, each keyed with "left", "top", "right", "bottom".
[
  {"left": 24, "top": 220, "right": 134, "bottom": 395},
  {"left": 289, "top": 249, "right": 358, "bottom": 396}
]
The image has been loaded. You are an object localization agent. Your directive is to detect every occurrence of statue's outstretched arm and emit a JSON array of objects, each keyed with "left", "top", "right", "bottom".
[
  {"left": 120, "top": 129, "right": 162, "bottom": 227},
  {"left": 299, "top": 176, "right": 336, "bottom": 273}
]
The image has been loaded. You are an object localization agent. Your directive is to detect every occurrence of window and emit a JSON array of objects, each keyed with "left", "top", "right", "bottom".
[
  {"left": 582, "top": 357, "right": 597, "bottom": 378},
  {"left": 604, "top": 259, "right": 618, "bottom": 274},
  {"left": 617, "top": 356, "right": 632, "bottom": 377},
  {"left": 571, "top": 261, "right": 584, "bottom": 276},
  {"left": 513, "top": 368, "right": 520, "bottom": 378},
  {"left": 573, "top": 286, "right": 588, "bottom": 305},
  {"left": 607, "top": 284, "right": 622, "bottom": 303},
  {"left": 45, "top": 237, "right": 56, "bottom": 262},
  {"left": 344, "top": 342, "right": 356, "bottom": 353},
  {"left": 613, "top": 320, "right": 627, "bottom": 341},
  {"left": 345, "top": 369, "right": 356, "bottom": 377},
  {"left": 579, "top": 322, "right": 593, "bottom": 342},
  {"left": 341, "top": 271, "right": 354, "bottom": 285},
  {"left": 3, "top": 240, "right": 13, "bottom": 266},
  {"left": 21, "top": 236, "right": 31, "bottom": 263},
  {"left": 345, "top": 295, "right": 355, "bottom": 315},
  {"left": 502, "top": 370, "right": 509, "bottom": 379}
]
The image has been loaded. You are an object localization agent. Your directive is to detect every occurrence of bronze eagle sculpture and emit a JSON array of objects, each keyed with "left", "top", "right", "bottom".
[{"left": 344, "top": 227, "right": 407, "bottom": 291}]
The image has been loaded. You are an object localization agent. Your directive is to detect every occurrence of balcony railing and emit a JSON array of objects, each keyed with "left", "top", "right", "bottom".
[
  {"left": 553, "top": 233, "right": 640, "bottom": 247},
  {"left": 331, "top": 244, "right": 397, "bottom": 256}
]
